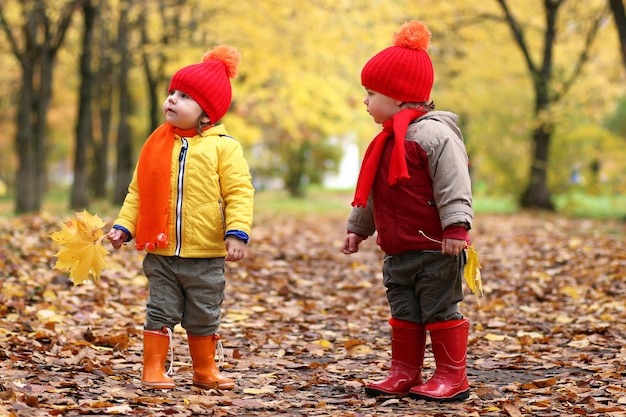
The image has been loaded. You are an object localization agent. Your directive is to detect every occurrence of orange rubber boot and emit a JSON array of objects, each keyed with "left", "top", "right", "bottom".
[
  {"left": 365, "top": 318, "right": 426, "bottom": 396},
  {"left": 409, "top": 319, "right": 470, "bottom": 402},
  {"left": 187, "top": 334, "right": 234, "bottom": 390},
  {"left": 142, "top": 329, "right": 175, "bottom": 389}
]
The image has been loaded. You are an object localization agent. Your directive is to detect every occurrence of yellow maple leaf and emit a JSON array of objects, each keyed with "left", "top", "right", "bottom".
[
  {"left": 464, "top": 243, "right": 483, "bottom": 304},
  {"left": 49, "top": 210, "right": 110, "bottom": 285}
]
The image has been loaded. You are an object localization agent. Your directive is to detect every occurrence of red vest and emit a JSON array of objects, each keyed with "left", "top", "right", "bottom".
[{"left": 372, "top": 135, "right": 443, "bottom": 254}]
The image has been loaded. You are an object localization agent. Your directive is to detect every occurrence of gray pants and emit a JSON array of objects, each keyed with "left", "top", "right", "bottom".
[
  {"left": 383, "top": 250, "right": 464, "bottom": 324},
  {"left": 143, "top": 254, "right": 226, "bottom": 336}
]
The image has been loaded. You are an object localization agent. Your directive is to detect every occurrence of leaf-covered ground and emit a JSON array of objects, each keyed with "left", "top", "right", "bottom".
[{"left": 1, "top": 209, "right": 625, "bottom": 416}]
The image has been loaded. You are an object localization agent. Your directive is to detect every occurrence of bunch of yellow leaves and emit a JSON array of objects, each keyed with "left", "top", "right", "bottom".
[{"left": 49, "top": 210, "right": 110, "bottom": 285}]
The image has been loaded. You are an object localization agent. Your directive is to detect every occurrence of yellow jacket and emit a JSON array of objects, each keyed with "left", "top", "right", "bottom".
[{"left": 114, "top": 124, "right": 254, "bottom": 258}]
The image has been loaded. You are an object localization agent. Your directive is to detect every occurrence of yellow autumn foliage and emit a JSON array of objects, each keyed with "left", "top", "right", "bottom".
[
  {"left": 49, "top": 210, "right": 109, "bottom": 285},
  {"left": 464, "top": 243, "right": 483, "bottom": 305}
]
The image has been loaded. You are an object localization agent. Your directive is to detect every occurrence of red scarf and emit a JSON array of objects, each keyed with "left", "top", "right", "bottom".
[
  {"left": 135, "top": 123, "right": 199, "bottom": 251},
  {"left": 352, "top": 108, "right": 426, "bottom": 207}
]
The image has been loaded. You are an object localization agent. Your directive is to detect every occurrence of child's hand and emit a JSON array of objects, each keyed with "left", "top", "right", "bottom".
[
  {"left": 225, "top": 235, "right": 246, "bottom": 262},
  {"left": 107, "top": 228, "right": 128, "bottom": 250},
  {"left": 341, "top": 232, "right": 365, "bottom": 254},
  {"left": 442, "top": 237, "right": 466, "bottom": 256}
]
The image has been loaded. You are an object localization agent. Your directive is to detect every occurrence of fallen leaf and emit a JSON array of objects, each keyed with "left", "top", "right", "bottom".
[
  {"left": 464, "top": 243, "right": 483, "bottom": 303},
  {"left": 49, "top": 210, "right": 109, "bottom": 284}
]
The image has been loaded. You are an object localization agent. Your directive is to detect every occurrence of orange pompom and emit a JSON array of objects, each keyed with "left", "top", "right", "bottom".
[
  {"left": 392, "top": 20, "right": 431, "bottom": 52},
  {"left": 202, "top": 45, "right": 241, "bottom": 79}
]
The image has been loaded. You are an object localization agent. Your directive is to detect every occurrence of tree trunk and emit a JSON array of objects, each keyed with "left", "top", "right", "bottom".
[
  {"left": 284, "top": 142, "right": 310, "bottom": 198},
  {"left": 609, "top": 0, "right": 626, "bottom": 71},
  {"left": 15, "top": 65, "right": 39, "bottom": 213},
  {"left": 71, "top": 0, "right": 97, "bottom": 210},
  {"left": 91, "top": 4, "right": 114, "bottom": 200},
  {"left": 517, "top": 0, "right": 557, "bottom": 209},
  {"left": 113, "top": 0, "right": 135, "bottom": 204},
  {"left": 37, "top": 45, "right": 57, "bottom": 207},
  {"left": 521, "top": 123, "right": 554, "bottom": 209},
  {"left": 17, "top": 19, "right": 54, "bottom": 213},
  {"left": 496, "top": 0, "right": 604, "bottom": 209},
  {"left": 140, "top": 3, "right": 163, "bottom": 134},
  {"left": 139, "top": 0, "right": 180, "bottom": 133}
]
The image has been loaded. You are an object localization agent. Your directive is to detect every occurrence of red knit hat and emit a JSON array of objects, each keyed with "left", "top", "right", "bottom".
[
  {"left": 361, "top": 20, "right": 434, "bottom": 103},
  {"left": 168, "top": 45, "right": 241, "bottom": 124}
]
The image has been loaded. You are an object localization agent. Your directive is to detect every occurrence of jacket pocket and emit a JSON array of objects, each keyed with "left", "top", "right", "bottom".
[
  {"left": 422, "top": 251, "right": 459, "bottom": 281},
  {"left": 187, "top": 200, "right": 225, "bottom": 251}
]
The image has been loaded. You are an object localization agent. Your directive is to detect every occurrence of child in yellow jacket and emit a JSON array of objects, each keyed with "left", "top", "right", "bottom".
[{"left": 107, "top": 46, "right": 254, "bottom": 390}]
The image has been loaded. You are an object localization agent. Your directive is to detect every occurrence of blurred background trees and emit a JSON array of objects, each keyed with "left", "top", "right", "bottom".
[
  {"left": 0, "top": 0, "right": 82, "bottom": 213},
  {"left": 0, "top": 0, "right": 624, "bottom": 214}
]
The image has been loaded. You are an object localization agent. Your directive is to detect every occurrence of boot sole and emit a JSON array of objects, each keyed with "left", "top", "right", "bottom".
[
  {"left": 142, "top": 382, "right": 175, "bottom": 389},
  {"left": 193, "top": 380, "right": 234, "bottom": 390},
  {"left": 409, "top": 390, "right": 470, "bottom": 402}
]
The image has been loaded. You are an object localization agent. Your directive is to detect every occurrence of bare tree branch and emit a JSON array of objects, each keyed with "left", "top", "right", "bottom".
[
  {"left": 496, "top": 0, "right": 539, "bottom": 77},
  {"left": 0, "top": 6, "right": 22, "bottom": 60},
  {"left": 50, "top": 0, "right": 86, "bottom": 54},
  {"left": 554, "top": 5, "right": 609, "bottom": 101}
]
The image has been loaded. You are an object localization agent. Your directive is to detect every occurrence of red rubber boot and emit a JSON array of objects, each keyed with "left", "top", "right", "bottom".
[
  {"left": 364, "top": 318, "right": 426, "bottom": 396},
  {"left": 409, "top": 319, "right": 470, "bottom": 402}
]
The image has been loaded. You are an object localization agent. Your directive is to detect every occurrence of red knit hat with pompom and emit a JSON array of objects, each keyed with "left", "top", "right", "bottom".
[
  {"left": 168, "top": 45, "right": 241, "bottom": 124},
  {"left": 361, "top": 21, "right": 434, "bottom": 103}
]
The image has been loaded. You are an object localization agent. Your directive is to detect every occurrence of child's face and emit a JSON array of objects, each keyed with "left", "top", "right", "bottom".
[
  {"left": 163, "top": 90, "right": 209, "bottom": 129},
  {"left": 363, "top": 89, "right": 402, "bottom": 124}
]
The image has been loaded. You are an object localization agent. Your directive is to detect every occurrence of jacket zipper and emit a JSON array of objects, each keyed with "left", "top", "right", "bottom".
[{"left": 175, "top": 138, "right": 188, "bottom": 256}]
